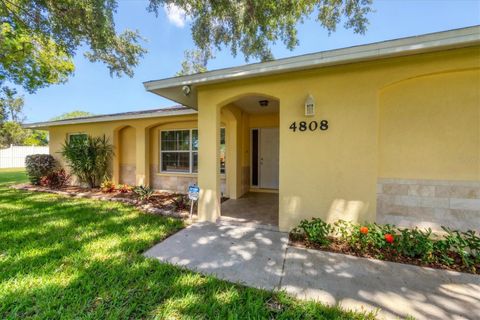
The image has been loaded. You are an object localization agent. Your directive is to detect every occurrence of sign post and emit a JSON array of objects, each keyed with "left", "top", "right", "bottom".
[{"left": 187, "top": 185, "right": 200, "bottom": 219}]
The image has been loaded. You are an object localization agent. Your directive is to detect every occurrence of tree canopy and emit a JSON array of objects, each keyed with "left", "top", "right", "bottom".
[
  {"left": 1, "top": 0, "right": 372, "bottom": 91},
  {"left": 0, "top": 87, "right": 47, "bottom": 147},
  {"left": 50, "top": 111, "right": 95, "bottom": 121},
  {"left": 0, "top": 0, "right": 146, "bottom": 93},
  {"left": 150, "top": 0, "right": 373, "bottom": 65}
]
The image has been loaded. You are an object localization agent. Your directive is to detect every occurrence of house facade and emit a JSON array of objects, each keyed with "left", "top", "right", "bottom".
[{"left": 26, "top": 26, "right": 480, "bottom": 232}]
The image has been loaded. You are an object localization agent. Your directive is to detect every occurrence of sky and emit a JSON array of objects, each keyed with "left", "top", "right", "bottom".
[{"left": 23, "top": 0, "right": 480, "bottom": 123}]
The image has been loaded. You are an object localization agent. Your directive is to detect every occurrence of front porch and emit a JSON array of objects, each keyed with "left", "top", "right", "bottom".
[{"left": 220, "top": 192, "right": 279, "bottom": 228}]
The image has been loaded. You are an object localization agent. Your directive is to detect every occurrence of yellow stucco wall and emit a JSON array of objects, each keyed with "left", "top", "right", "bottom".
[
  {"left": 379, "top": 69, "right": 480, "bottom": 180},
  {"left": 119, "top": 126, "right": 136, "bottom": 165},
  {"left": 196, "top": 46, "right": 480, "bottom": 231}
]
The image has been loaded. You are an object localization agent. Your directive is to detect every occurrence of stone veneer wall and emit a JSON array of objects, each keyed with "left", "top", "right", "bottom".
[
  {"left": 150, "top": 165, "right": 226, "bottom": 195},
  {"left": 377, "top": 178, "right": 480, "bottom": 233},
  {"left": 119, "top": 164, "right": 136, "bottom": 185}
]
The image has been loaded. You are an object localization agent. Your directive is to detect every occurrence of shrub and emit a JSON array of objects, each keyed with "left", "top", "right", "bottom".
[
  {"left": 25, "top": 154, "right": 57, "bottom": 185},
  {"left": 295, "top": 218, "right": 480, "bottom": 273},
  {"left": 101, "top": 180, "right": 116, "bottom": 193},
  {"left": 133, "top": 185, "right": 154, "bottom": 201},
  {"left": 435, "top": 227, "right": 479, "bottom": 268},
  {"left": 397, "top": 227, "right": 434, "bottom": 262},
  {"left": 298, "top": 218, "right": 332, "bottom": 246},
  {"left": 40, "top": 169, "right": 70, "bottom": 189},
  {"left": 60, "top": 135, "right": 114, "bottom": 188},
  {"left": 172, "top": 194, "right": 190, "bottom": 211},
  {"left": 117, "top": 184, "right": 132, "bottom": 193}
]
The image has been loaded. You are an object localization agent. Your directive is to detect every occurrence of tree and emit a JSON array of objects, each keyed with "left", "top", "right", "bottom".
[
  {"left": 0, "top": 121, "right": 25, "bottom": 146},
  {"left": 0, "top": 0, "right": 146, "bottom": 93},
  {"left": 0, "top": 87, "right": 24, "bottom": 123},
  {"left": 176, "top": 49, "right": 213, "bottom": 76},
  {"left": 0, "top": 87, "right": 48, "bottom": 147},
  {"left": 150, "top": 0, "right": 373, "bottom": 65},
  {"left": 50, "top": 111, "right": 95, "bottom": 121}
]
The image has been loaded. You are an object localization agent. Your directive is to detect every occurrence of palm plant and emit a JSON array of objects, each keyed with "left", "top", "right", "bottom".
[{"left": 60, "top": 135, "right": 114, "bottom": 188}]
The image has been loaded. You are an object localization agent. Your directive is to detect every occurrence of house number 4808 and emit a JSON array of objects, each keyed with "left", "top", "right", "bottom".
[{"left": 289, "top": 120, "right": 329, "bottom": 132}]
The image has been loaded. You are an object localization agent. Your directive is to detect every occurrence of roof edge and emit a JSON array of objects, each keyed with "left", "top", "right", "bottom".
[
  {"left": 23, "top": 108, "right": 197, "bottom": 129},
  {"left": 144, "top": 25, "right": 480, "bottom": 92}
]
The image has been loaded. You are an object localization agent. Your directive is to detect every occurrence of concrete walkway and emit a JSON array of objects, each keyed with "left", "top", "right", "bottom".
[{"left": 144, "top": 222, "right": 480, "bottom": 320}]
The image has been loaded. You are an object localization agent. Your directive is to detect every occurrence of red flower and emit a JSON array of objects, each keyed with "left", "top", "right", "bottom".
[
  {"left": 360, "top": 226, "right": 369, "bottom": 234},
  {"left": 384, "top": 233, "right": 395, "bottom": 244}
]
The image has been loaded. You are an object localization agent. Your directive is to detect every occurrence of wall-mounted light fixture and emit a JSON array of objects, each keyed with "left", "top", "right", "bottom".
[
  {"left": 304, "top": 94, "right": 315, "bottom": 116},
  {"left": 182, "top": 85, "right": 191, "bottom": 96},
  {"left": 258, "top": 99, "right": 269, "bottom": 107}
]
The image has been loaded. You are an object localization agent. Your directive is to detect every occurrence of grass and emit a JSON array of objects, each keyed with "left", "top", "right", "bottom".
[{"left": 0, "top": 168, "right": 376, "bottom": 319}]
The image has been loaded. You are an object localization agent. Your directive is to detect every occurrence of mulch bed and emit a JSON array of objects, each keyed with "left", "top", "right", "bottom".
[
  {"left": 12, "top": 184, "right": 191, "bottom": 219},
  {"left": 289, "top": 234, "right": 479, "bottom": 274}
]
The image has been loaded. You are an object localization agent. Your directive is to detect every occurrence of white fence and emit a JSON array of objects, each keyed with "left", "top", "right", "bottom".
[{"left": 0, "top": 145, "right": 49, "bottom": 169}]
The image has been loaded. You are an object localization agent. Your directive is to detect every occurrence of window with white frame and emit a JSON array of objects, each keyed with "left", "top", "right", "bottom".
[{"left": 160, "top": 128, "right": 225, "bottom": 174}]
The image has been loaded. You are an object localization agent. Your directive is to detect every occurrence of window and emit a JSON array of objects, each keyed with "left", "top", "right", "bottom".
[
  {"left": 161, "top": 130, "right": 193, "bottom": 173},
  {"left": 68, "top": 133, "right": 87, "bottom": 143},
  {"left": 160, "top": 128, "right": 226, "bottom": 174}
]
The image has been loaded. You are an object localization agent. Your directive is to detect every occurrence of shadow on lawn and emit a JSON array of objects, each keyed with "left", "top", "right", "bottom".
[{"left": 0, "top": 188, "right": 368, "bottom": 319}]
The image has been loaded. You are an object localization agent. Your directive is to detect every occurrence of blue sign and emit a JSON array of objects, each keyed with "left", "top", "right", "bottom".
[{"left": 188, "top": 185, "right": 200, "bottom": 201}]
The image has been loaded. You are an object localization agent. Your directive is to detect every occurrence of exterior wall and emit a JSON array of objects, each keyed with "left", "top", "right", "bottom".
[
  {"left": 119, "top": 126, "right": 136, "bottom": 185},
  {"left": 377, "top": 179, "right": 480, "bottom": 233},
  {"left": 48, "top": 113, "right": 229, "bottom": 195},
  {"left": 48, "top": 113, "right": 198, "bottom": 190},
  {"left": 196, "top": 46, "right": 480, "bottom": 231}
]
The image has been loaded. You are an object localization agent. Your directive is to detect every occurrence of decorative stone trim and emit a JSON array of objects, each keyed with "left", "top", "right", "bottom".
[
  {"left": 377, "top": 178, "right": 480, "bottom": 232},
  {"left": 11, "top": 184, "right": 189, "bottom": 219},
  {"left": 119, "top": 164, "right": 136, "bottom": 185}
]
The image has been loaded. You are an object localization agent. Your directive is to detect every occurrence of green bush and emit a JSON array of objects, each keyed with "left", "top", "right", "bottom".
[
  {"left": 397, "top": 227, "right": 434, "bottom": 262},
  {"left": 294, "top": 217, "right": 480, "bottom": 272},
  {"left": 133, "top": 185, "right": 154, "bottom": 201},
  {"left": 298, "top": 218, "right": 332, "bottom": 246},
  {"left": 39, "top": 169, "right": 71, "bottom": 189},
  {"left": 25, "top": 154, "right": 57, "bottom": 185},
  {"left": 60, "top": 135, "right": 114, "bottom": 188}
]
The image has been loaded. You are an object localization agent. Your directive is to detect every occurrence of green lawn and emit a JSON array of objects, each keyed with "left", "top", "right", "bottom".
[{"left": 0, "top": 169, "right": 375, "bottom": 319}]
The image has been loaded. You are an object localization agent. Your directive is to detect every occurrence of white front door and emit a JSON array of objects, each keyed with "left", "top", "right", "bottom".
[{"left": 259, "top": 128, "right": 279, "bottom": 189}]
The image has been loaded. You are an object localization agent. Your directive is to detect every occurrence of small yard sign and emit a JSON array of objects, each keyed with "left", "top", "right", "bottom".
[
  {"left": 188, "top": 185, "right": 200, "bottom": 201},
  {"left": 188, "top": 185, "right": 200, "bottom": 219}
]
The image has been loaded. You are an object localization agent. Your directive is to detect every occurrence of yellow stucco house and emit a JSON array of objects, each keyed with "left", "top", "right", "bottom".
[{"left": 26, "top": 26, "right": 480, "bottom": 232}]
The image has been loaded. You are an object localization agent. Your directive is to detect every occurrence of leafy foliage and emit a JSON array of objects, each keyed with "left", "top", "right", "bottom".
[
  {"left": 25, "top": 154, "right": 57, "bottom": 185},
  {"left": 100, "top": 180, "right": 116, "bottom": 193},
  {"left": 0, "top": 88, "right": 48, "bottom": 147},
  {"left": 117, "top": 183, "right": 132, "bottom": 193},
  {"left": 50, "top": 110, "right": 95, "bottom": 121},
  {"left": 298, "top": 218, "right": 332, "bottom": 246},
  {"left": 176, "top": 49, "right": 213, "bottom": 76},
  {"left": 60, "top": 134, "right": 114, "bottom": 188},
  {"left": 39, "top": 168, "right": 70, "bottom": 189},
  {"left": 296, "top": 218, "right": 480, "bottom": 273},
  {"left": 0, "top": 0, "right": 145, "bottom": 93},
  {"left": 150, "top": 0, "right": 373, "bottom": 64},
  {"left": 172, "top": 194, "right": 190, "bottom": 211},
  {"left": 133, "top": 185, "right": 155, "bottom": 201}
]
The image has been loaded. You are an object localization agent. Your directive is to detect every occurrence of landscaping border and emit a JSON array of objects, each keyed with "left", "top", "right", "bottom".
[{"left": 11, "top": 183, "right": 189, "bottom": 219}]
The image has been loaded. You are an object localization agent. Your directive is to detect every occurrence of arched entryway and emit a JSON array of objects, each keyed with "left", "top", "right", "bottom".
[
  {"left": 218, "top": 94, "right": 280, "bottom": 228},
  {"left": 118, "top": 126, "right": 136, "bottom": 185}
]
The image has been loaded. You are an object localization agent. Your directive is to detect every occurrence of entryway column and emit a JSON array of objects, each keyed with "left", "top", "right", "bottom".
[
  {"left": 198, "top": 103, "right": 221, "bottom": 222},
  {"left": 135, "top": 126, "right": 150, "bottom": 186}
]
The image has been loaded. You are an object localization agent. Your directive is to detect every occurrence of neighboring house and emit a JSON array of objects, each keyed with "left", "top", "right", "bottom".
[{"left": 25, "top": 26, "right": 480, "bottom": 232}]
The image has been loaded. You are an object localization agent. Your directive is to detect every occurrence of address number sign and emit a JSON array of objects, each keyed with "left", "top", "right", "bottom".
[{"left": 289, "top": 120, "right": 329, "bottom": 132}]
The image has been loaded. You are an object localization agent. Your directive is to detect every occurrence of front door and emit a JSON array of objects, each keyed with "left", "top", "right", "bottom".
[{"left": 259, "top": 128, "right": 279, "bottom": 189}]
